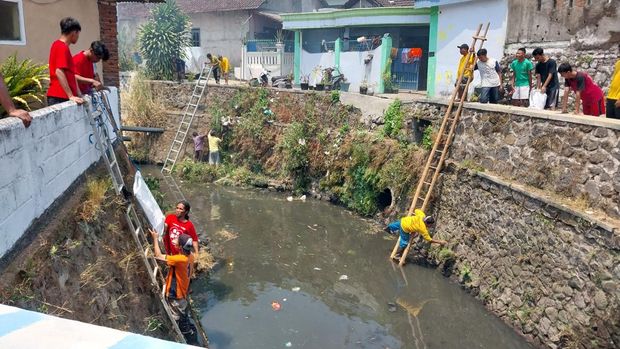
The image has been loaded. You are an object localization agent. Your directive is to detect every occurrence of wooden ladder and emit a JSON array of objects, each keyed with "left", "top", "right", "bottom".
[{"left": 390, "top": 23, "right": 490, "bottom": 267}]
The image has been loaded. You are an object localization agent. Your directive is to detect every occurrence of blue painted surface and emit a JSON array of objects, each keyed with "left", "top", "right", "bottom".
[
  {"left": 0, "top": 310, "right": 43, "bottom": 336},
  {"left": 109, "top": 334, "right": 187, "bottom": 349}
]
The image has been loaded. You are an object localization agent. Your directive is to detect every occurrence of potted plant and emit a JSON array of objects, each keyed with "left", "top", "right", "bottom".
[
  {"left": 316, "top": 71, "right": 329, "bottom": 91},
  {"left": 300, "top": 74, "right": 309, "bottom": 90},
  {"left": 359, "top": 80, "right": 368, "bottom": 95}
]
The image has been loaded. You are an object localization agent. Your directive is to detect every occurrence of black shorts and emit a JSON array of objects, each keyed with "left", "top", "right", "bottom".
[{"left": 606, "top": 99, "right": 620, "bottom": 119}]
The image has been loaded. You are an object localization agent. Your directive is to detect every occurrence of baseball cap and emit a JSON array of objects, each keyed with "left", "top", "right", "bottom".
[
  {"left": 457, "top": 44, "right": 469, "bottom": 49},
  {"left": 178, "top": 233, "right": 194, "bottom": 253}
]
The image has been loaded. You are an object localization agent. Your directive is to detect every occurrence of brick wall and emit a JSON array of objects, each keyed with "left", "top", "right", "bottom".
[{"left": 98, "top": 0, "right": 120, "bottom": 87}]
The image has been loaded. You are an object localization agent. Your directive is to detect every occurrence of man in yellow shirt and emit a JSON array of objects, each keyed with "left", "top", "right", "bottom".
[
  {"left": 207, "top": 53, "right": 220, "bottom": 84},
  {"left": 386, "top": 209, "right": 447, "bottom": 260},
  {"left": 207, "top": 129, "right": 222, "bottom": 166},
  {"left": 218, "top": 55, "right": 230, "bottom": 85},
  {"left": 456, "top": 44, "right": 474, "bottom": 100},
  {"left": 607, "top": 48, "right": 620, "bottom": 119}
]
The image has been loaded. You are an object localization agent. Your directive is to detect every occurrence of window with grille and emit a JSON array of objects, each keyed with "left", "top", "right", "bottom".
[
  {"left": 191, "top": 28, "right": 200, "bottom": 47},
  {"left": 0, "top": 0, "right": 25, "bottom": 45}
]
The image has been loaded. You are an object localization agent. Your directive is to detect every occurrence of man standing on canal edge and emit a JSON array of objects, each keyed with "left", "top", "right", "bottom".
[{"left": 386, "top": 209, "right": 447, "bottom": 260}]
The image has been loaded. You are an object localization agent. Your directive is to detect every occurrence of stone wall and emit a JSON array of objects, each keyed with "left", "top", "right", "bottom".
[
  {"left": 0, "top": 91, "right": 119, "bottom": 259},
  {"left": 432, "top": 165, "right": 619, "bottom": 349},
  {"left": 404, "top": 100, "right": 620, "bottom": 220}
]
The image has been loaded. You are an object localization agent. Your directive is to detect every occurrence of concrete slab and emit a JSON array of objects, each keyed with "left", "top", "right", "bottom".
[{"left": 0, "top": 304, "right": 200, "bottom": 349}]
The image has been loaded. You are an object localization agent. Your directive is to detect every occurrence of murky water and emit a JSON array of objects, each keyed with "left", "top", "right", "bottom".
[{"left": 147, "top": 168, "right": 532, "bottom": 349}]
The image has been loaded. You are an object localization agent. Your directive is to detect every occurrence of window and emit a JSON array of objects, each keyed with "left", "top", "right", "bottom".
[
  {"left": 0, "top": 0, "right": 25, "bottom": 45},
  {"left": 190, "top": 28, "right": 200, "bottom": 47}
]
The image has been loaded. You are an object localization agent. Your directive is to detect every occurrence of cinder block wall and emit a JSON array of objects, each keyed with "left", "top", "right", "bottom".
[{"left": 0, "top": 90, "right": 119, "bottom": 258}]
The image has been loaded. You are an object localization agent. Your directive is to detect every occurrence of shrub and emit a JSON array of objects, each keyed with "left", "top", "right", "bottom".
[
  {"left": 121, "top": 72, "right": 167, "bottom": 128},
  {"left": 138, "top": 0, "right": 190, "bottom": 80},
  {"left": 422, "top": 125, "right": 434, "bottom": 150},
  {"left": 175, "top": 159, "right": 221, "bottom": 182},
  {"left": 382, "top": 99, "right": 404, "bottom": 138},
  {"left": 280, "top": 122, "right": 309, "bottom": 193},
  {"left": 78, "top": 178, "right": 111, "bottom": 222},
  {"left": 0, "top": 54, "right": 48, "bottom": 113},
  {"left": 330, "top": 90, "right": 340, "bottom": 103}
]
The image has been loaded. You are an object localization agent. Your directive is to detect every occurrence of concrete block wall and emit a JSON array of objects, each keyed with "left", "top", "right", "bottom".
[{"left": 0, "top": 89, "right": 119, "bottom": 258}]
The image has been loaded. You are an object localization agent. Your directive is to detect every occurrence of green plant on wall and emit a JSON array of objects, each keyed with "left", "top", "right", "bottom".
[
  {"left": 280, "top": 122, "right": 310, "bottom": 193},
  {"left": 382, "top": 99, "right": 404, "bottom": 138},
  {"left": 382, "top": 58, "right": 393, "bottom": 93},
  {"left": 0, "top": 54, "right": 49, "bottom": 113},
  {"left": 422, "top": 125, "right": 434, "bottom": 150},
  {"left": 138, "top": 0, "right": 190, "bottom": 80}
]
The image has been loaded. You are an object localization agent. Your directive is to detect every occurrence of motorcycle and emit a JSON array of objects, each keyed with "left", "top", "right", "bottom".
[{"left": 324, "top": 67, "right": 345, "bottom": 90}]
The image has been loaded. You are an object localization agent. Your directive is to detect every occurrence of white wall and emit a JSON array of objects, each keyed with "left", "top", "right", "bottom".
[
  {"left": 0, "top": 90, "right": 119, "bottom": 258},
  {"left": 300, "top": 50, "right": 335, "bottom": 85},
  {"left": 434, "top": 0, "right": 508, "bottom": 96}
]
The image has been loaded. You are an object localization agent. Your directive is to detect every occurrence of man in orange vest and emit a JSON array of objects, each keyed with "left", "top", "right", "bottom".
[{"left": 386, "top": 209, "right": 447, "bottom": 260}]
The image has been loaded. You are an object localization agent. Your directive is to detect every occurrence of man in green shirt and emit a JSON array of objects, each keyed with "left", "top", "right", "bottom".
[{"left": 509, "top": 47, "right": 534, "bottom": 107}]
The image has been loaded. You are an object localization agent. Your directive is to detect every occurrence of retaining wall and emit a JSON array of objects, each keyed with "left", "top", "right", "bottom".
[
  {"left": 0, "top": 89, "right": 120, "bottom": 259},
  {"left": 433, "top": 165, "right": 619, "bottom": 349}
]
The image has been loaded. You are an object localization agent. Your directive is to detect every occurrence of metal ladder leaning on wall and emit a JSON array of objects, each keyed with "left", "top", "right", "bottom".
[
  {"left": 88, "top": 92, "right": 207, "bottom": 345},
  {"left": 390, "top": 23, "right": 490, "bottom": 267},
  {"left": 161, "top": 63, "right": 213, "bottom": 175}
]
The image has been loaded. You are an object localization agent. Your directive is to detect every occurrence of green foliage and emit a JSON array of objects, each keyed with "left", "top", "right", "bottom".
[
  {"left": 339, "top": 139, "right": 381, "bottom": 216},
  {"left": 382, "top": 58, "right": 393, "bottom": 92},
  {"left": 0, "top": 54, "right": 48, "bottom": 113},
  {"left": 280, "top": 122, "right": 310, "bottom": 193},
  {"left": 437, "top": 248, "right": 456, "bottom": 263},
  {"left": 330, "top": 90, "right": 340, "bottom": 103},
  {"left": 422, "top": 125, "right": 434, "bottom": 150},
  {"left": 236, "top": 88, "right": 273, "bottom": 139},
  {"left": 461, "top": 159, "right": 485, "bottom": 172},
  {"left": 175, "top": 159, "right": 221, "bottom": 182},
  {"left": 138, "top": 0, "right": 190, "bottom": 80},
  {"left": 460, "top": 264, "right": 472, "bottom": 283},
  {"left": 144, "top": 176, "right": 167, "bottom": 210},
  {"left": 382, "top": 99, "right": 404, "bottom": 138}
]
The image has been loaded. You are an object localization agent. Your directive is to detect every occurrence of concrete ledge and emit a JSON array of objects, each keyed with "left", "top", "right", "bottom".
[
  {"left": 0, "top": 304, "right": 199, "bottom": 349},
  {"left": 405, "top": 95, "right": 620, "bottom": 130}
]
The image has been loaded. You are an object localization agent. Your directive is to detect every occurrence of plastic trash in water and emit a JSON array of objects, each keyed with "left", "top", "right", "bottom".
[
  {"left": 292, "top": 287, "right": 301, "bottom": 292},
  {"left": 339, "top": 275, "right": 349, "bottom": 281},
  {"left": 286, "top": 196, "right": 293, "bottom": 202},
  {"left": 285, "top": 342, "right": 292, "bottom": 347},
  {"left": 283, "top": 298, "right": 287, "bottom": 302},
  {"left": 272, "top": 301, "right": 282, "bottom": 311},
  {"left": 313, "top": 267, "right": 322, "bottom": 271},
  {"left": 299, "top": 195, "right": 307, "bottom": 201}
]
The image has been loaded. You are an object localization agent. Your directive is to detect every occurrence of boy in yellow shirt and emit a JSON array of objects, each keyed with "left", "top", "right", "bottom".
[
  {"left": 456, "top": 44, "right": 474, "bottom": 100},
  {"left": 607, "top": 47, "right": 620, "bottom": 119},
  {"left": 207, "top": 129, "right": 222, "bottom": 166},
  {"left": 386, "top": 209, "right": 447, "bottom": 260}
]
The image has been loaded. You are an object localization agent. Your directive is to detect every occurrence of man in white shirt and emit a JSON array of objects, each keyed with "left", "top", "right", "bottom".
[{"left": 474, "top": 48, "right": 502, "bottom": 104}]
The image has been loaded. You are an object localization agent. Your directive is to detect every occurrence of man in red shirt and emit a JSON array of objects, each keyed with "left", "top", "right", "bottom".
[
  {"left": 74, "top": 41, "right": 110, "bottom": 94},
  {"left": 559, "top": 63, "right": 606, "bottom": 116},
  {"left": 47, "top": 17, "right": 84, "bottom": 106},
  {"left": 164, "top": 200, "right": 199, "bottom": 255}
]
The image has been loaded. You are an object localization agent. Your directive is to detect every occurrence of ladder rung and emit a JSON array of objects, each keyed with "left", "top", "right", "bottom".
[
  {"left": 472, "top": 36, "right": 487, "bottom": 40},
  {"left": 423, "top": 181, "right": 432, "bottom": 186},
  {"left": 188, "top": 104, "right": 197, "bottom": 107},
  {"left": 170, "top": 149, "right": 179, "bottom": 153},
  {"left": 174, "top": 140, "right": 183, "bottom": 144}
]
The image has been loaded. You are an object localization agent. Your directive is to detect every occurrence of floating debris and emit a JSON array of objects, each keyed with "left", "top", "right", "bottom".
[
  {"left": 195, "top": 249, "right": 216, "bottom": 273},
  {"left": 387, "top": 302, "right": 397, "bottom": 313},
  {"left": 272, "top": 301, "right": 282, "bottom": 311},
  {"left": 313, "top": 267, "right": 322, "bottom": 271},
  {"left": 285, "top": 342, "right": 292, "bottom": 347},
  {"left": 299, "top": 195, "right": 307, "bottom": 201},
  {"left": 395, "top": 298, "right": 435, "bottom": 317},
  {"left": 339, "top": 275, "right": 349, "bottom": 281},
  {"left": 287, "top": 196, "right": 294, "bottom": 202},
  {"left": 292, "top": 287, "right": 301, "bottom": 292}
]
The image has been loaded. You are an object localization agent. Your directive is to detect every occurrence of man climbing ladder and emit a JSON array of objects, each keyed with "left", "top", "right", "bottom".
[
  {"left": 389, "top": 22, "right": 490, "bottom": 266},
  {"left": 387, "top": 209, "right": 447, "bottom": 260}
]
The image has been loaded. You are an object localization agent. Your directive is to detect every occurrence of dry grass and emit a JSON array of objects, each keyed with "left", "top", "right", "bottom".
[
  {"left": 121, "top": 73, "right": 168, "bottom": 128},
  {"left": 78, "top": 178, "right": 111, "bottom": 222},
  {"left": 195, "top": 249, "right": 216, "bottom": 273},
  {"left": 80, "top": 258, "right": 113, "bottom": 290},
  {"left": 215, "top": 229, "right": 239, "bottom": 242}
]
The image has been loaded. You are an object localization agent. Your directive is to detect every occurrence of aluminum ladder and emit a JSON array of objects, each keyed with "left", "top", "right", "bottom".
[
  {"left": 88, "top": 95, "right": 208, "bottom": 346},
  {"left": 390, "top": 23, "right": 490, "bottom": 267},
  {"left": 161, "top": 64, "right": 213, "bottom": 174}
]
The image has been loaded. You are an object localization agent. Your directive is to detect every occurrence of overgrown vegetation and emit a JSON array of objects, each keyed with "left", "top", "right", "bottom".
[
  {"left": 382, "top": 99, "right": 404, "bottom": 138},
  {"left": 422, "top": 125, "right": 434, "bottom": 150},
  {"left": 138, "top": 0, "right": 190, "bottom": 80},
  {"left": 0, "top": 54, "right": 49, "bottom": 113}
]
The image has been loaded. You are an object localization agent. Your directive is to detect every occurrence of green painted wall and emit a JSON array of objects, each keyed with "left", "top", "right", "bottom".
[
  {"left": 294, "top": 31, "right": 301, "bottom": 85},
  {"left": 378, "top": 35, "right": 393, "bottom": 94},
  {"left": 426, "top": 6, "right": 439, "bottom": 97}
]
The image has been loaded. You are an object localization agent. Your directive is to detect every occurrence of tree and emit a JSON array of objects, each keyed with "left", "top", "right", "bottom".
[{"left": 138, "top": 0, "right": 190, "bottom": 80}]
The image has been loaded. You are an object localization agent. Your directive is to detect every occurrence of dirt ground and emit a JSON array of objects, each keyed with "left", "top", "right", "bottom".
[{"left": 0, "top": 161, "right": 176, "bottom": 340}]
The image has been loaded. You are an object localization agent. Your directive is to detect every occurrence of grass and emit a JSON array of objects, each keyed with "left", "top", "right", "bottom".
[{"left": 78, "top": 178, "right": 111, "bottom": 222}]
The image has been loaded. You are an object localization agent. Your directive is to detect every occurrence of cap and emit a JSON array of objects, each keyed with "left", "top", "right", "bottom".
[
  {"left": 457, "top": 44, "right": 469, "bottom": 50},
  {"left": 178, "top": 233, "right": 194, "bottom": 253}
]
